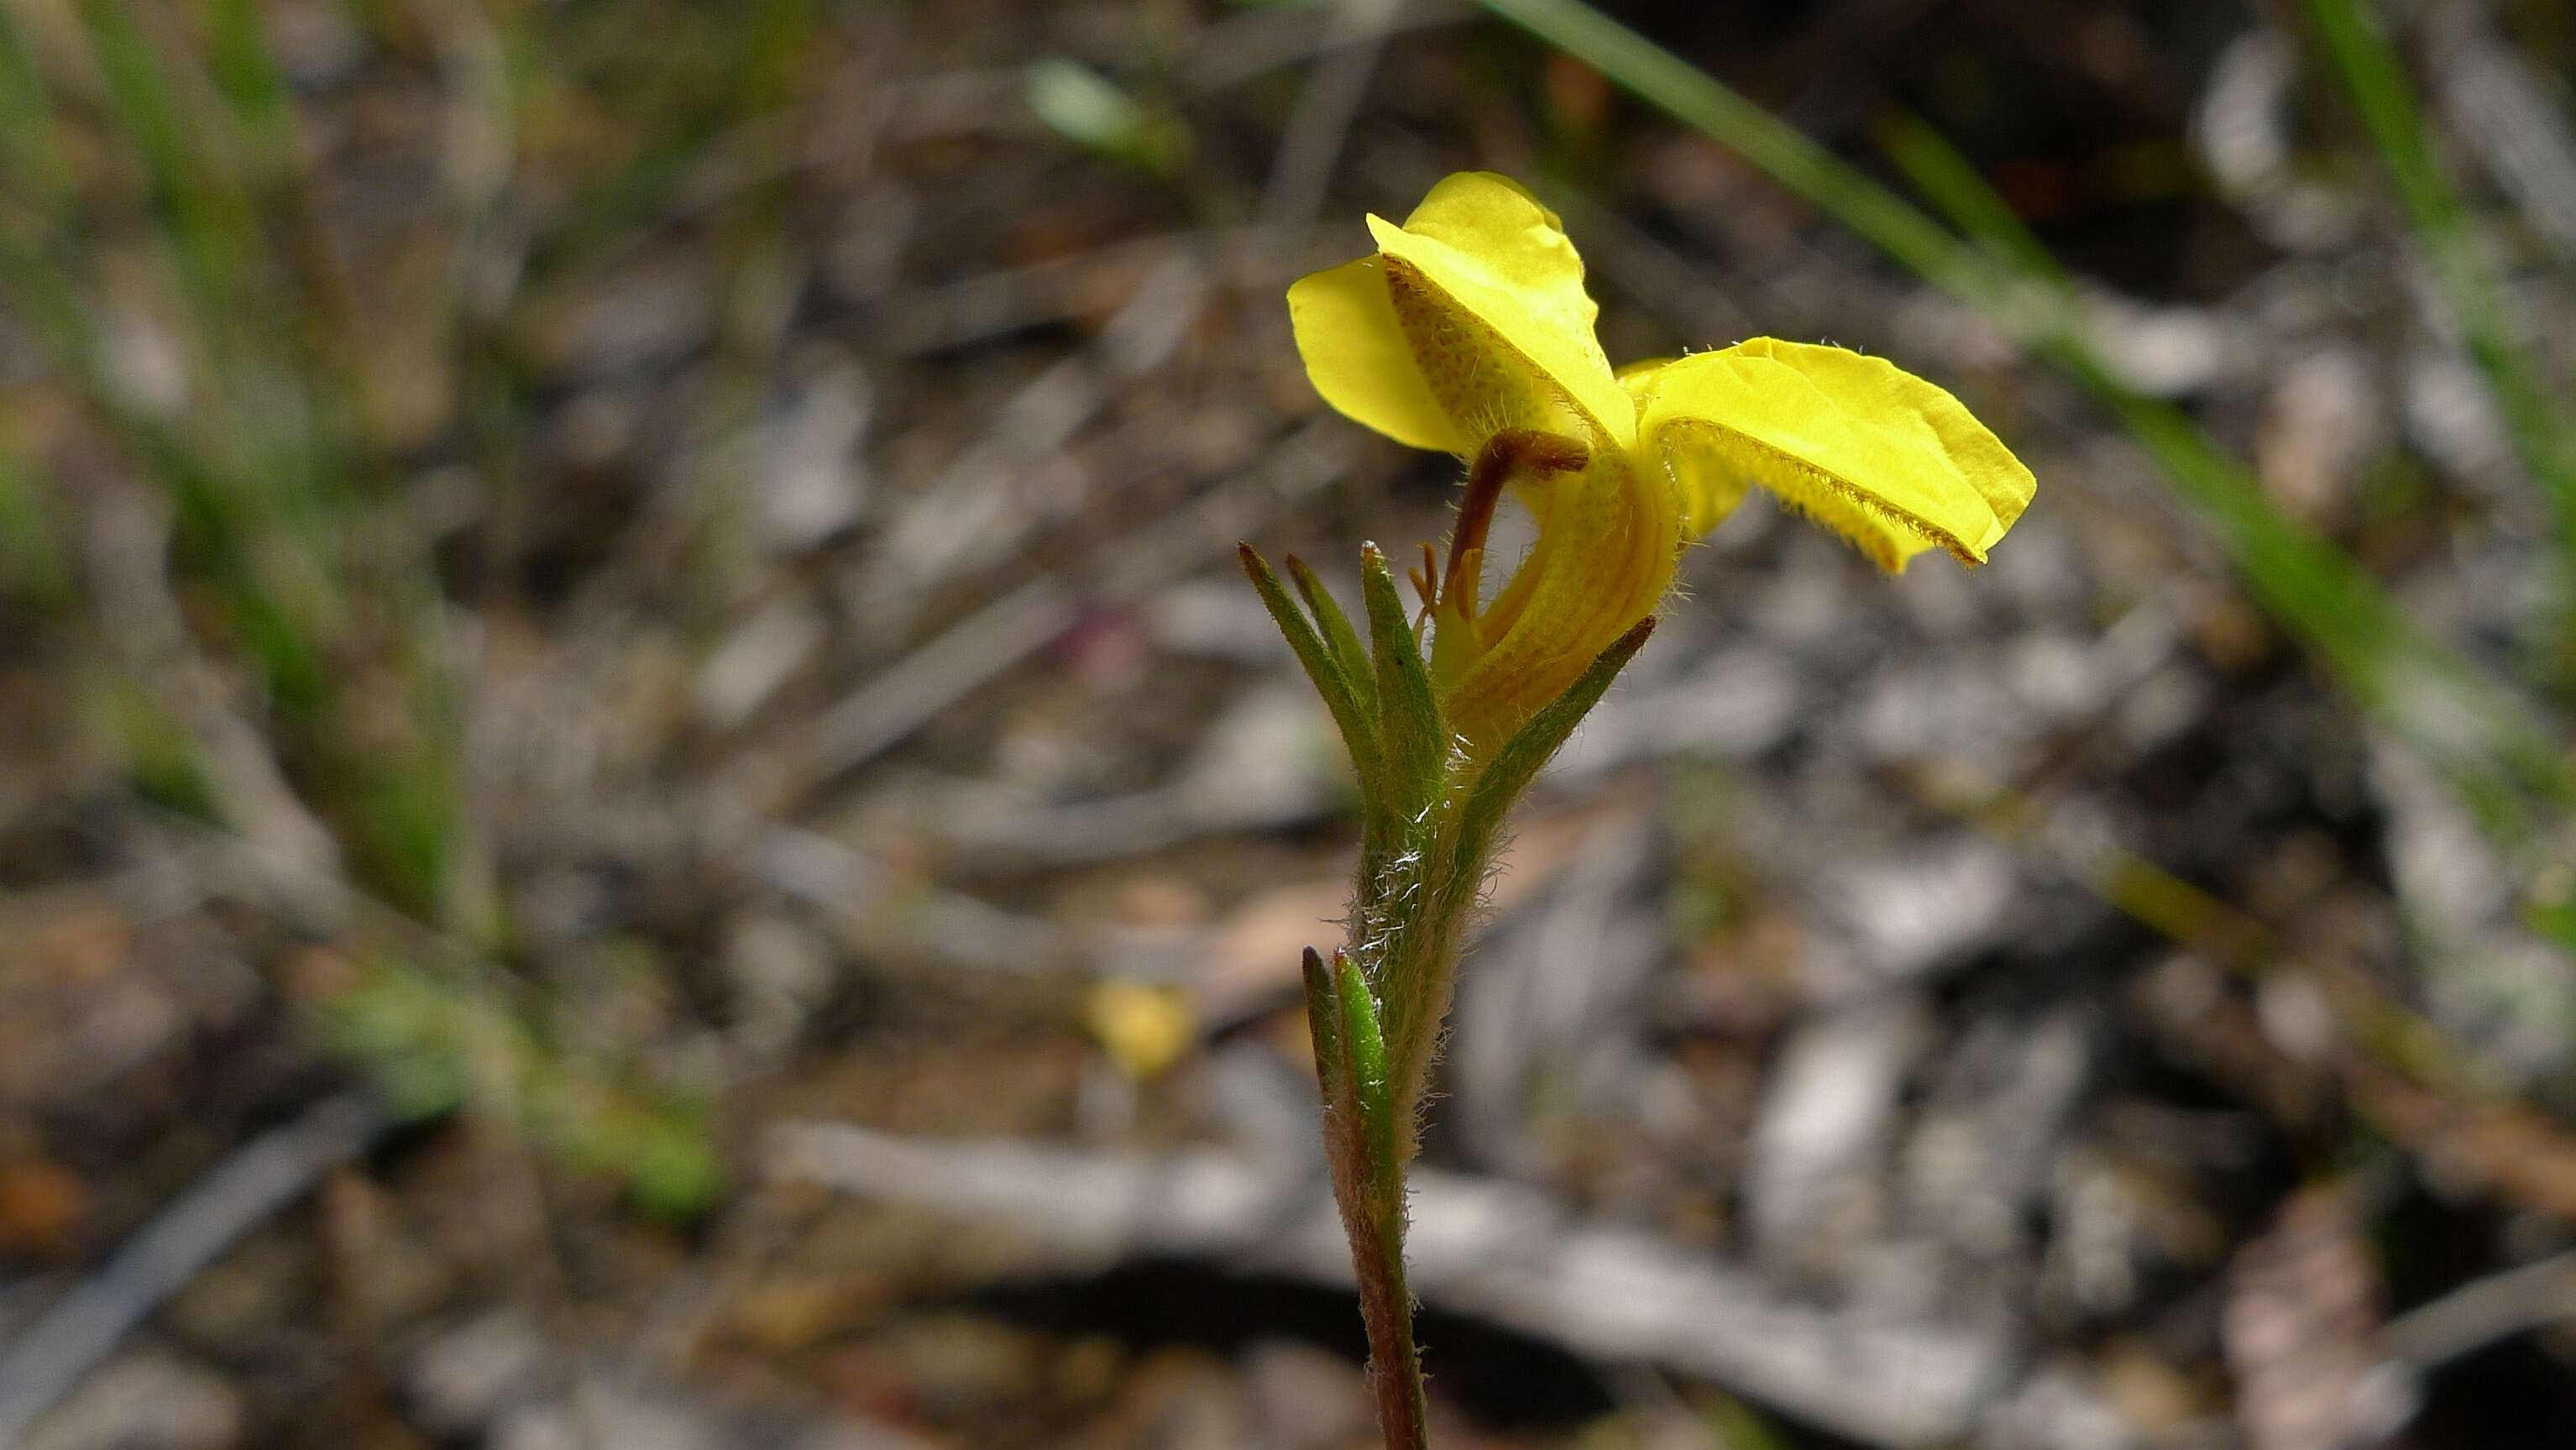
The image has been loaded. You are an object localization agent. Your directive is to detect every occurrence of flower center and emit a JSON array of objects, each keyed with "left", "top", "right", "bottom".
[{"left": 1415, "top": 428, "right": 1589, "bottom": 690}]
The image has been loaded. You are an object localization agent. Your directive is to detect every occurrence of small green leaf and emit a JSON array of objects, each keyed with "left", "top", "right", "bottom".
[
  {"left": 1328, "top": 946, "right": 1398, "bottom": 1203},
  {"left": 1302, "top": 946, "right": 1374, "bottom": 1231}
]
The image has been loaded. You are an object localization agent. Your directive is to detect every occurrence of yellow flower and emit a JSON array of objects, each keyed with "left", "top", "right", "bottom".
[{"left": 1288, "top": 171, "right": 2034, "bottom": 752}]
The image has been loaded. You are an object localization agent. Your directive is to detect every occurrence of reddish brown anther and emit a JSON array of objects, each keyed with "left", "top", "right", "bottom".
[{"left": 1406, "top": 542, "right": 1439, "bottom": 617}]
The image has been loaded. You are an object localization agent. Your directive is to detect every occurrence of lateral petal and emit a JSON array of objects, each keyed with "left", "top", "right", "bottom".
[{"left": 1633, "top": 338, "right": 2034, "bottom": 569}]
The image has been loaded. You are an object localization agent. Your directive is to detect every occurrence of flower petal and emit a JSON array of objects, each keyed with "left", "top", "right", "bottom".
[
  {"left": 1286, "top": 257, "right": 1468, "bottom": 454},
  {"left": 1620, "top": 359, "right": 1746, "bottom": 538},
  {"left": 1443, "top": 450, "right": 1677, "bottom": 755},
  {"left": 1632, "top": 338, "right": 2034, "bottom": 569},
  {"left": 1364, "top": 172, "right": 1633, "bottom": 448}
]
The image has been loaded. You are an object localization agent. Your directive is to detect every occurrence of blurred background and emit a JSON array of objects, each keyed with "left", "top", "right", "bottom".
[{"left": 4, "top": 0, "right": 2576, "bottom": 1446}]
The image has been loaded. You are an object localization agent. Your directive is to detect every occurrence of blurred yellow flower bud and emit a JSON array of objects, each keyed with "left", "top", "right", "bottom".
[{"left": 1084, "top": 979, "right": 1196, "bottom": 1080}]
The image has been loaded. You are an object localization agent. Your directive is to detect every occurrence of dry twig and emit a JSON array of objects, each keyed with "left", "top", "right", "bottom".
[{"left": 768, "top": 1121, "right": 2018, "bottom": 1448}]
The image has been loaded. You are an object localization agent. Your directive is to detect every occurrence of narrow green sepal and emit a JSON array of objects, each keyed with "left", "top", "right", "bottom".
[
  {"left": 1443, "top": 618, "right": 1654, "bottom": 912},
  {"left": 1296, "top": 552, "right": 1404, "bottom": 911},
  {"left": 1286, "top": 553, "right": 1378, "bottom": 720},
  {"left": 1359, "top": 542, "right": 1447, "bottom": 820},
  {"left": 1241, "top": 543, "right": 1382, "bottom": 797}
]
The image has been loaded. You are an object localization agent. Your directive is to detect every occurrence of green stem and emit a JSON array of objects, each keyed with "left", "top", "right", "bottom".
[
  {"left": 1262, "top": 563, "right": 1659, "bottom": 1450},
  {"left": 1350, "top": 1201, "right": 1427, "bottom": 1450}
]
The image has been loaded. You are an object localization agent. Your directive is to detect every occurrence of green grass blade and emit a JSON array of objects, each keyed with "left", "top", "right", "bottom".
[
  {"left": 1475, "top": 0, "right": 2569, "bottom": 827},
  {"left": 207, "top": 0, "right": 299, "bottom": 176},
  {"left": 0, "top": 7, "right": 72, "bottom": 207},
  {"left": 76, "top": 0, "right": 260, "bottom": 335},
  {"left": 1872, "top": 112, "right": 2067, "bottom": 285},
  {"left": 1876, "top": 112, "right": 2572, "bottom": 819},
  {"left": 1477, "top": 0, "right": 1990, "bottom": 301},
  {"left": 2302, "top": 0, "right": 2576, "bottom": 573}
]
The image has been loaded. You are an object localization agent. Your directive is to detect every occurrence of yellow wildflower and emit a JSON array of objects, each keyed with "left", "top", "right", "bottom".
[{"left": 1288, "top": 171, "right": 2034, "bottom": 752}]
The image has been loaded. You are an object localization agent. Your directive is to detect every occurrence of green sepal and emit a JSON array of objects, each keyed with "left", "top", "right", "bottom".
[
  {"left": 1441, "top": 618, "right": 1654, "bottom": 916},
  {"left": 1359, "top": 542, "right": 1448, "bottom": 823},
  {"left": 1291, "top": 552, "right": 1406, "bottom": 913},
  {"left": 1241, "top": 544, "right": 1381, "bottom": 800},
  {"left": 1286, "top": 553, "right": 1378, "bottom": 722}
]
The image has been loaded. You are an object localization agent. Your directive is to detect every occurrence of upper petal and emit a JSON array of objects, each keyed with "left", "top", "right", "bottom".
[
  {"left": 1364, "top": 173, "right": 1633, "bottom": 449},
  {"left": 1632, "top": 338, "right": 2034, "bottom": 569},
  {"left": 1287, "top": 258, "right": 1468, "bottom": 454}
]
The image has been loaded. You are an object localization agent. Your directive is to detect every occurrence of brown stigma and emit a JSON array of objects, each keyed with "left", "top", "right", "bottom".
[{"left": 1437, "top": 428, "right": 1589, "bottom": 620}]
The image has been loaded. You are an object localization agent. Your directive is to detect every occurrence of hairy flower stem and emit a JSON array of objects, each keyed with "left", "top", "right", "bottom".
[
  {"left": 1354, "top": 840, "right": 1467, "bottom": 1161},
  {"left": 1348, "top": 1160, "right": 1427, "bottom": 1450},
  {"left": 1247, "top": 540, "right": 1653, "bottom": 1450},
  {"left": 1257, "top": 164, "right": 2032, "bottom": 1450}
]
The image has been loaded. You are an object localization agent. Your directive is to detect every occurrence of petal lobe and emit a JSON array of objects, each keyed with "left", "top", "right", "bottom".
[{"left": 1633, "top": 339, "right": 2034, "bottom": 569}]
